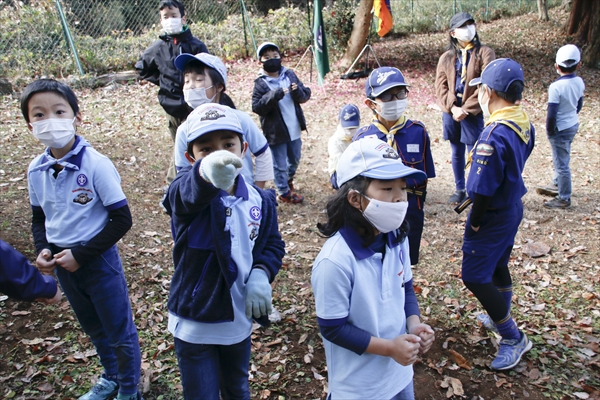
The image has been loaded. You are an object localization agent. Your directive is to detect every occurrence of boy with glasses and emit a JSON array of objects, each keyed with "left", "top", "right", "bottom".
[{"left": 354, "top": 67, "right": 435, "bottom": 266}]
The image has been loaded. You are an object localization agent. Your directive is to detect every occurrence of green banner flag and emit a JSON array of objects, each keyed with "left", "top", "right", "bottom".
[{"left": 313, "top": 0, "right": 330, "bottom": 85}]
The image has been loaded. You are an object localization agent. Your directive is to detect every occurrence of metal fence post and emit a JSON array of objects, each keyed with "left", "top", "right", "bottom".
[
  {"left": 240, "top": 0, "right": 258, "bottom": 59},
  {"left": 55, "top": 0, "right": 84, "bottom": 75}
]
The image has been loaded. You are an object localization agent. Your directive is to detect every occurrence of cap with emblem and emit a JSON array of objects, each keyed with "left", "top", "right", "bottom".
[
  {"left": 365, "top": 67, "right": 410, "bottom": 99},
  {"left": 174, "top": 53, "right": 228, "bottom": 87},
  {"left": 555, "top": 44, "right": 580, "bottom": 68},
  {"left": 468, "top": 58, "right": 524, "bottom": 92},
  {"left": 449, "top": 12, "right": 475, "bottom": 29},
  {"left": 336, "top": 138, "right": 426, "bottom": 187},
  {"left": 186, "top": 104, "right": 244, "bottom": 144},
  {"left": 338, "top": 104, "right": 361, "bottom": 128}
]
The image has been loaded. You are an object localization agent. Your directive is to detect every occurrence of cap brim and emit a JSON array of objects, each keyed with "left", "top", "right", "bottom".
[
  {"left": 370, "top": 82, "right": 410, "bottom": 98},
  {"left": 451, "top": 17, "right": 474, "bottom": 29},
  {"left": 174, "top": 54, "right": 198, "bottom": 71},
  {"left": 361, "top": 164, "right": 427, "bottom": 181},
  {"left": 468, "top": 77, "right": 482, "bottom": 87}
]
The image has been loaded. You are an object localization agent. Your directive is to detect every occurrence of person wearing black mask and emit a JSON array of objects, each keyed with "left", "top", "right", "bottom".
[{"left": 252, "top": 42, "right": 311, "bottom": 204}]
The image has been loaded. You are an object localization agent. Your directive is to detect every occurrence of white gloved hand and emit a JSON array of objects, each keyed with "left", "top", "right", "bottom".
[{"left": 199, "top": 150, "right": 243, "bottom": 191}]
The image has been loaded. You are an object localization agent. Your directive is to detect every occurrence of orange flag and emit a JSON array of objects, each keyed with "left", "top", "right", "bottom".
[{"left": 373, "top": 0, "right": 393, "bottom": 37}]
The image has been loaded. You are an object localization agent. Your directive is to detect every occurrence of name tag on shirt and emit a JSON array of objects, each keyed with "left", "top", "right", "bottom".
[{"left": 407, "top": 144, "right": 420, "bottom": 153}]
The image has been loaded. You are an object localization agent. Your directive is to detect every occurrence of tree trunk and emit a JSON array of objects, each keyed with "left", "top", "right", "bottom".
[
  {"left": 566, "top": 0, "right": 600, "bottom": 68},
  {"left": 338, "top": 0, "right": 374, "bottom": 70},
  {"left": 537, "top": 0, "right": 549, "bottom": 21}
]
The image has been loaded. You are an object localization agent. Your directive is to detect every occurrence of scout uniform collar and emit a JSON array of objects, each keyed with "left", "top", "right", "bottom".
[
  {"left": 372, "top": 115, "right": 408, "bottom": 150},
  {"left": 486, "top": 105, "right": 531, "bottom": 144}
]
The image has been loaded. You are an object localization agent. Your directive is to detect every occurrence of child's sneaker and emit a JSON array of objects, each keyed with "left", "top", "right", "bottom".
[
  {"left": 114, "top": 392, "right": 143, "bottom": 400},
  {"left": 490, "top": 332, "right": 532, "bottom": 370},
  {"left": 536, "top": 183, "right": 558, "bottom": 197},
  {"left": 278, "top": 190, "right": 303, "bottom": 204},
  {"left": 544, "top": 197, "right": 571, "bottom": 209},
  {"left": 79, "top": 377, "right": 118, "bottom": 400},
  {"left": 476, "top": 313, "right": 499, "bottom": 335}
]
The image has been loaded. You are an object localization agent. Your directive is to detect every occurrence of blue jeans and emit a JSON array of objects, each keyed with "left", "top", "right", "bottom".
[
  {"left": 55, "top": 245, "right": 141, "bottom": 395},
  {"left": 175, "top": 336, "right": 251, "bottom": 400},
  {"left": 442, "top": 112, "right": 481, "bottom": 191},
  {"left": 548, "top": 123, "right": 578, "bottom": 201},
  {"left": 270, "top": 139, "right": 302, "bottom": 195}
]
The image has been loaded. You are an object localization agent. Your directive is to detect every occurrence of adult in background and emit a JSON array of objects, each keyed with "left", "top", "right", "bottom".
[{"left": 435, "top": 12, "right": 495, "bottom": 204}]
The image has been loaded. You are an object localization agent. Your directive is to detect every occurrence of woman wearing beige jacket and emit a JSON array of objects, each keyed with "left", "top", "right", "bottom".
[{"left": 435, "top": 12, "right": 495, "bottom": 204}]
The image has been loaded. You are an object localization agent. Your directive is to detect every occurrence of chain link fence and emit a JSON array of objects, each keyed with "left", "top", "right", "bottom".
[{"left": 0, "top": 0, "right": 560, "bottom": 81}]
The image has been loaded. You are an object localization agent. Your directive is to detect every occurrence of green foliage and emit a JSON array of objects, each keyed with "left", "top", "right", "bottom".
[{"left": 323, "top": 0, "right": 357, "bottom": 53}]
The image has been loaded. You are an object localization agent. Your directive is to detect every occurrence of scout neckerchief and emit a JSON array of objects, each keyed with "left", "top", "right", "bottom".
[
  {"left": 465, "top": 105, "right": 531, "bottom": 170},
  {"left": 372, "top": 115, "right": 408, "bottom": 151},
  {"left": 460, "top": 43, "right": 474, "bottom": 85}
]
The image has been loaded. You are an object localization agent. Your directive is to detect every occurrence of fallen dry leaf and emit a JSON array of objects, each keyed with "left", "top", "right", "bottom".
[{"left": 448, "top": 349, "right": 472, "bottom": 370}]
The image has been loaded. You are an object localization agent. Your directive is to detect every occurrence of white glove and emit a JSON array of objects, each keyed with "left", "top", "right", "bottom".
[
  {"left": 245, "top": 269, "right": 272, "bottom": 319},
  {"left": 199, "top": 150, "right": 243, "bottom": 191}
]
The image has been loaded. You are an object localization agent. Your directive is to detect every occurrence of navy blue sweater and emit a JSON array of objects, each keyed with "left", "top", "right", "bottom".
[{"left": 163, "top": 161, "right": 285, "bottom": 323}]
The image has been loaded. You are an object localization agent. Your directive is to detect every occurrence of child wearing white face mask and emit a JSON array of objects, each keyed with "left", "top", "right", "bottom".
[
  {"left": 327, "top": 103, "right": 361, "bottom": 189},
  {"left": 435, "top": 12, "right": 495, "bottom": 205},
  {"left": 354, "top": 67, "right": 435, "bottom": 267},
  {"left": 21, "top": 79, "right": 142, "bottom": 400},
  {"left": 135, "top": 0, "right": 208, "bottom": 188},
  {"left": 172, "top": 53, "right": 274, "bottom": 188},
  {"left": 312, "top": 138, "right": 435, "bottom": 400}
]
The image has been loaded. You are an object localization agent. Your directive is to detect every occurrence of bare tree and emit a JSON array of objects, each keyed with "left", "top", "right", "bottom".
[
  {"left": 537, "top": 0, "right": 549, "bottom": 21},
  {"left": 566, "top": 0, "right": 600, "bottom": 68},
  {"left": 338, "top": 0, "right": 374, "bottom": 70}
]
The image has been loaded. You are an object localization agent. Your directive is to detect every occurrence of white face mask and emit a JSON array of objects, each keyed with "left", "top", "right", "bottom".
[
  {"left": 30, "top": 117, "right": 76, "bottom": 149},
  {"left": 376, "top": 98, "right": 408, "bottom": 122},
  {"left": 342, "top": 127, "right": 358, "bottom": 138},
  {"left": 162, "top": 17, "right": 183, "bottom": 35},
  {"left": 478, "top": 86, "right": 491, "bottom": 119},
  {"left": 355, "top": 191, "right": 409, "bottom": 233},
  {"left": 183, "top": 86, "right": 216, "bottom": 109},
  {"left": 454, "top": 24, "right": 476, "bottom": 43}
]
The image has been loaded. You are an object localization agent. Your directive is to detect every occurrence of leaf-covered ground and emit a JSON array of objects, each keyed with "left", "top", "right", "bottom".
[{"left": 1, "top": 7, "right": 599, "bottom": 400}]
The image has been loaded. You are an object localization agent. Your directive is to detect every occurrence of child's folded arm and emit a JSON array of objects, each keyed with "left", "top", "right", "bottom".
[
  {"left": 288, "top": 72, "right": 311, "bottom": 103},
  {"left": 31, "top": 205, "right": 50, "bottom": 256},
  {"left": 318, "top": 316, "right": 371, "bottom": 355},
  {"left": 134, "top": 46, "right": 160, "bottom": 85},
  {"left": 167, "top": 160, "right": 221, "bottom": 217},
  {"left": 251, "top": 85, "right": 285, "bottom": 115},
  {"left": 70, "top": 204, "right": 132, "bottom": 267}
]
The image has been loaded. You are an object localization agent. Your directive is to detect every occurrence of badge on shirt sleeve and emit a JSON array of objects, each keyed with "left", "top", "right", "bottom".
[{"left": 475, "top": 143, "right": 494, "bottom": 157}]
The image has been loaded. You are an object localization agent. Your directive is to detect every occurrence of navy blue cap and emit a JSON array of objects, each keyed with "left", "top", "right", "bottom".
[
  {"left": 365, "top": 67, "right": 409, "bottom": 99},
  {"left": 469, "top": 58, "right": 524, "bottom": 92},
  {"left": 339, "top": 104, "right": 361, "bottom": 128},
  {"left": 450, "top": 12, "right": 474, "bottom": 29}
]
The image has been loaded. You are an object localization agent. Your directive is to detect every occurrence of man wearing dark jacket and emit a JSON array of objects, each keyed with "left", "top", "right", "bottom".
[{"left": 135, "top": 0, "right": 209, "bottom": 186}]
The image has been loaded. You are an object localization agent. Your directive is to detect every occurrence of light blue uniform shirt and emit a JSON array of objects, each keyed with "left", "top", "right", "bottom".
[
  {"left": 174, "top": 108, "right": 271, "bottom": 184},
  {"left": 168, "top": 181, "right": 263, "bottom": 345},
  {"left": 548, "top": 74, "right": 585, "bottom": 131},
  {"left": 263, "top": 68, "right": 302, "bottom": 141},
  {"left": 27, "top": 137, "right": 127, "bottom": 248},
  {"left": 312, "top": 230, "right": 414, "bottom": 399}
]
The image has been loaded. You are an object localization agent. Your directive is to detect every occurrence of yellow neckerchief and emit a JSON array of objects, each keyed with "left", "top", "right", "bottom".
[
  {"left": 372, "top": 115, "right": 408, "bottom": 151},
  {"left": 487, "top": 105, "right": 531, "bottom": 144},
  {"left": 465, "top": 105, "right": 531, "bottom": 169},
  {"left": 460, "top": 42, "right": 475, "bottom": 84}
]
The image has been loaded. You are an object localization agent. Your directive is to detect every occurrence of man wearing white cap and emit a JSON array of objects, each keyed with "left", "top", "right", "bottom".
[{"left": 536, "top": 44, "right": 585, "bottom": 209}]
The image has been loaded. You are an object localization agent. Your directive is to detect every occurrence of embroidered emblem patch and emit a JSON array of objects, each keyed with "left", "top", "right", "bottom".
[
  {"left": 343, "top": 111, "right": 357, "bottom": 121},
  {"left": 249, "top": 227, "right": 258, "bottom": 241},
  {"left": 250, "top": 206, "right": 262, "bottom": 221},
  {"left": 376, "top": 70, "right": 396, "bottom": 85},
  {"left": 382, "top": 147, "right": 400, "bottom": 160},
  {"left": 77, "top": 174, "right": 88, "bottom": 186},
  {"left": 201, "top": 110, "right": 226, "bottom": 121},
  {"left": 476, "top": 143, "right": 495, "bottom": 157},
  {"left": 73, "top": 193, "right": 93, "bottom": 205}
]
